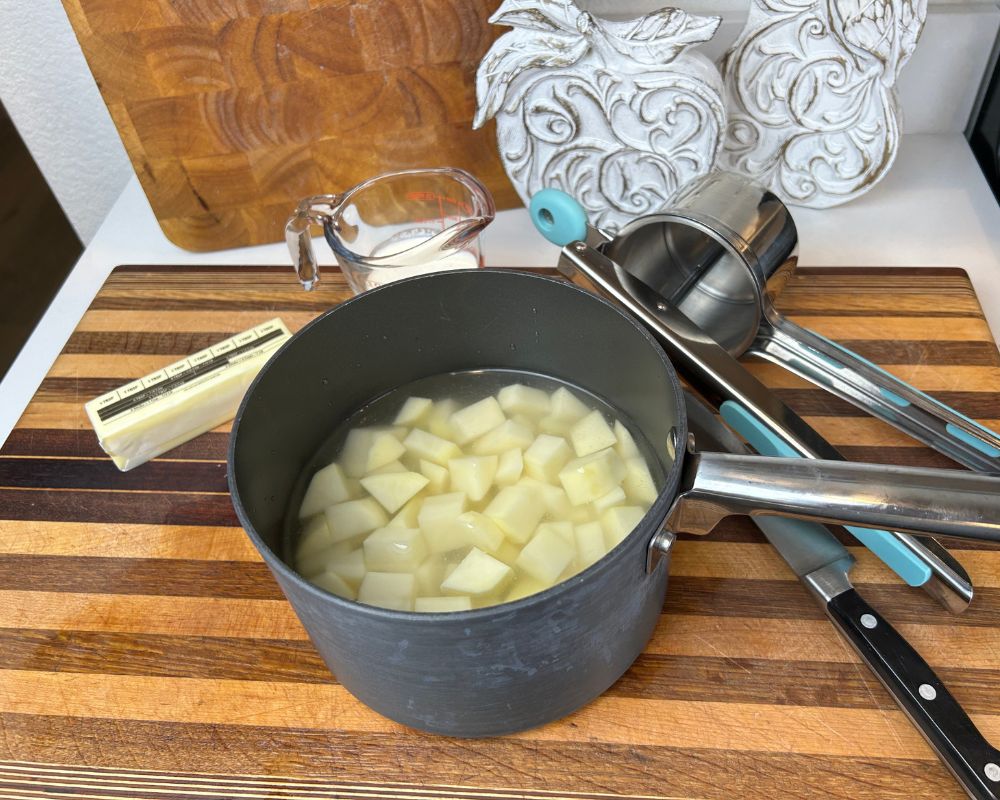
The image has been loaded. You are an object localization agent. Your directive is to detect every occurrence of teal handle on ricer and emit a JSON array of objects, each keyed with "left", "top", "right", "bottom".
[
  {"left": 719, "top": 400, "right": 933, "bottom": 587},
  {"left": 529, "top": 189, "right": 589, "bottom": 247}
]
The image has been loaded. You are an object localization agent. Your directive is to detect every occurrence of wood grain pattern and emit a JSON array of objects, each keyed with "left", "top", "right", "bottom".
[
  {"left": 61, "top": 0, "right": 518, "bottom": 251},
  {"left": 0, "top": 265, "right": 998, "bottom": 800}
]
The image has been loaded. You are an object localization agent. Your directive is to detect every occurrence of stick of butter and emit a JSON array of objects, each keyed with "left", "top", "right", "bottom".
[{"left": 85, "top": 318, "right": 291, "bottom": 471}]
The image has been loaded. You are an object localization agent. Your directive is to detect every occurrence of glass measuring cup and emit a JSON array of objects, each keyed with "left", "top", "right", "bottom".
[{"left": 286, "top": 168, "right": 496, "bottom": 293}]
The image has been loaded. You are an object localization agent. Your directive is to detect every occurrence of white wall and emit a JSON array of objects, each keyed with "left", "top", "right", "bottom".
[
  {"left": 1, "top": 0, "right": 996, "bottom": 248},
  {"left": 0, "top": 0, "right": 132, "bottom": 244}
]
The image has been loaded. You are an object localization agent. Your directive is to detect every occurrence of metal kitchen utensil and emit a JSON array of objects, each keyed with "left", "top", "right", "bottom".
[
  {"left": 286, "top": 167, "right": 495, "bottom": 293},
  {"left": 529, "top": 189, "right": 974, "bottom": 612},
  {"left": 601, "top": 170, "right": 1000, "bottom": 473},
  {"left": 683, "top": 391, "right": 1000, "bottom": 800},
  {"left": 229, "top": 269, "right": 1000, "bottom": 736}
]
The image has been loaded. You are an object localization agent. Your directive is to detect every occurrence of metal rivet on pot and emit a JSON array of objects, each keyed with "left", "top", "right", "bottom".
[
  {"left": 918, "top": 684, "right": 936, "bottom": 701},
  {"left": 984, "top": 763, "right": 1000, "bottom": 782},
  {"left": 860, "top": 614, "right": 877, "bottom": 629}
]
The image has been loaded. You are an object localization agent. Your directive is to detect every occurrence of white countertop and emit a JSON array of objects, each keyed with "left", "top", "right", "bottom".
[{"left": 2, "top": 132, "right": 999, "bottom": 445}]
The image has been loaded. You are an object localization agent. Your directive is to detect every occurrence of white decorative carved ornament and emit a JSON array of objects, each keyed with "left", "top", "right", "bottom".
[{"left": 473, "top": 0, "right": 725, "bottom": 232}]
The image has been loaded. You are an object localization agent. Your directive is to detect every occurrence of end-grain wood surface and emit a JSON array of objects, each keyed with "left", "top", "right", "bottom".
[
  {"left": 1, "top": 265, "right": 998, "bottom": 800},
  {"left": 59, "top": 0, "right": 516, "bottom": 251}
]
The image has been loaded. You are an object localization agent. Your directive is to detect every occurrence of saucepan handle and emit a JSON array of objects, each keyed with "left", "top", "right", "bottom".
[
  {"left": 668, "top": 450, "right": 1000, "bottom": 543},
  {"left": 749, "top": 315, "right": 1000, "bottom": 473}
]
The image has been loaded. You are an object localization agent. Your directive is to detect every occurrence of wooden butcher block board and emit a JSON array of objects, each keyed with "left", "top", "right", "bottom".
[
  {"left": 0, "top": 266, "right": 998, "bottom": 800},
  {"left": 59, "top": 0, "right": 516, "bottom": 251}
]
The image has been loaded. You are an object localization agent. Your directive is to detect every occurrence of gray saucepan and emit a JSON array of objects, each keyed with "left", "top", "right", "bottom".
[{"left": 228, "top": 269, "right": 1000, "bottom": 737}]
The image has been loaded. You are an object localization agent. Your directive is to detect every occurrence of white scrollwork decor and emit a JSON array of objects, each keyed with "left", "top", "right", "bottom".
[
  {"left": 473, "top": 0, "right": 725, "bottom": 232},
  {"left": 720, "top": 0, "right": 927, "bottom": 208}
]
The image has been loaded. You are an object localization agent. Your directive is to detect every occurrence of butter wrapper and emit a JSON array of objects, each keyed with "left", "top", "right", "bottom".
[{"left": 85, "top": 318, "right": 291, "bottom": 471}]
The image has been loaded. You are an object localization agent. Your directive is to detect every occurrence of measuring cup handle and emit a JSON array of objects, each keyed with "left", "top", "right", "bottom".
[
  {"left": 286, "top": 195, "right": 341, "bottom": 291},
  {"left": 530, "top": 189, "right": 589, "bottom": 246},
  {"left": 750, "top": 316, "right": 1000, "bottom": 473}
]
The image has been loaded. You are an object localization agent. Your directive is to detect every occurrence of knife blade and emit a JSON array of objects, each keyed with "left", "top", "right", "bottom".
[{"left": 683, "top": 390, "right": 1000, "bottom": 800}]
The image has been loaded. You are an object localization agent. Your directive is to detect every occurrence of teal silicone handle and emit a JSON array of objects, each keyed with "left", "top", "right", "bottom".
[
  {"left": 529, "top": 189, "right": 589, "bottom": 246},
  {"left": 719, "top": 400, "right": 932, "bottom": 587}
]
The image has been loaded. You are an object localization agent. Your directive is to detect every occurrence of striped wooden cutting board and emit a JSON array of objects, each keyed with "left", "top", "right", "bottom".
[{"left": 1, "top": 265, "right": 998, "bottom": 800}]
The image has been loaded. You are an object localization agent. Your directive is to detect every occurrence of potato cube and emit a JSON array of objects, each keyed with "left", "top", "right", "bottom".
[
  {"left": 601, "top": 505, "right": 647, "bottom": 548},
  {"left": 388, "top": 496, "right": 423, "bottom": 528},
  {"left": 498, "top": 383, "right": 550, "bottom": 418},
  {"left": 558, "top": 448, "right": 626, "bottom": 506},
  {"left": 419, "top": 492, "right": 469, "bottom": 553},
  {"left": 451, "top": 511, "right": 505, "bottom": 554},
  {"left": 296, "top": 514, "right": 335, "bottom": 561},
  {"left": 419, "top": 459, "right": 449, "bottom": 493},
  {"left": 415, "top": 596, "right": 473, "bottom": 612},
  {"left": 516, "top": 526, "right": 575, "bottom": 583},
  {"left": 311, "top": 569, "right": 356, "bottom": 600},
  {"left": 324, "top": 498, "right": 389, "bottom": 543},
  {"left": 448, "top": 455, "right": 498, "bottom": 502},
  {"left": 495, "top": 448, "right": 523, "bottom": 486},
  {"left": 360, "top": 471, "right": 429, "bottom": 513},
  {"left": 394, "top": 396, "right": 432, "bottom": 426},
  {"left": 496, "top": 539, "right": 521, "bottom": 566},
  {"left": 623, "top": 457, "right": 658, "bottom": 505},
  {"left": 299, "top": 462, "right": 352, "bottom": 519},
  {"left": 441, "top": 547, "right": 513, "bottom": 596},
  {"left": 516, "top": 477, "right": 572, "bottom": 519},
  {"left": 537, "top": 415, "right": 572, "bottom": 437},
  {"left": 471, "top": 420, "right": 534, "bottom": 455},
  {"left": 414, "top": 556, "right": 447, "bottom": 595},
  {"left": 614, "top": 420, "right": 641, "bottom": 459},
  {"left": 570, "top": 410, "right": 618, "bottom": 457},
  {"left": 403, "top": 428, "right": 461, "bottom": 465},
  {"left": 426, "top": 399, "right": 459, "bottom": 440},
  {"left": 549, "top": 387, "right": 589, "bottom": 422},
  {"left": 574, "top": 521, "right": 607, "bottom": 570},
  {"left": 369, "top": 460, "right": 407, "bottom": 475},
  {"left": 593, "top": 486, "right": 627, "bottom": 512},
  {"left": 450, "top": 396, "right": 506, "bottom": 444},
  {"left": 523, "top": 434, "right": 573, "bottom": 483},
  {"left": 327, "top": 548, "right": 366, "bottom": 588},
  {"left": 341, "top": 428, "right": 406, "bottom": 478},
  {"left": 363, "top": 527, "right": 428, "bottom": 572},
  {"left": 358, "top": 572, "right": 416, "bottom": 611},
  {"left": 536, "top": 521, "right": 574, "bottom": 543},
  {"left": 504, "top": 576, "right": 551, "bottom": 603},
  {"left": 484, "top": 485, "right": 545, "bottom": 543}
]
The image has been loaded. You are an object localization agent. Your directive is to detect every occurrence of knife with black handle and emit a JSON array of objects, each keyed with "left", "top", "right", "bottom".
[{"left": 683, "top": 391, "right": 1000, "bottom": 800}]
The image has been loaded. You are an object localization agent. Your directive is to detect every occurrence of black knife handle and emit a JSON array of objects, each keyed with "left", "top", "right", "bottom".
[{"left": 828, "top": 589, "right": 1000, "bottom": 799}]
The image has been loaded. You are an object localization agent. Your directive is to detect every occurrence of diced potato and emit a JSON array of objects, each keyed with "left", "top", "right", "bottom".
[
  {"left": 536, "top": 521, "right": 574, "bottom": 543},
  {"left": 570, "top": 410, "right": 618, "bottom": 457},
  {"left": 537, "top": 415, "right": 572, "bottom": 437},
  {"left": 390, "top": 426, "right": 409, "bottom": 439},
  {"left": 516, "top": 526, "right": 575, "bottom": 583},
  {"left": 369, "top": 460, "right": 407, "bottom": 475},
  {"left": 414, "top": 556, "right": 447, "bottom": 595},
  {"left": 340, "top": 428, "right": 407, "bottom": 478},
  {"left": 549, "top": 387, "right": 589, "bottom": 422},
  {"left": 623, "top": 457, "right": 658, "bottom": 505},
  {"left": 470, "top": 420, "right": 534, "bottom": 455},
  {"left": 324, "top": 498, "right": 389, "bottom": 542},
  {"left": 574, "top": 521, "right": 607, "bottom": 570},
  {"left": 415, "top": 596, "right": 473, "bottom": 612},
  {"left": 419, "top": 492, "right": 469, "bottom": 553},
  {"left": 296, "top": 513, "right": 335, "bottom": 560},
  {"left": 363, "top": 527, "right": 428, "bottom": 572},
  {"left": 484, "top": 485, "right": 545, "bottom": 544},
  {"left": 311, "top": 569, "right": 357, "bottom": 600},
  {"left": 426, "top": 399, "right": 459, "bottom": 440},
  {"left": 448, "top": 455, "right": 498, "bottom": 502},
  {"left": 495, "top": 448, "right": 523, "bottom": 486},
  {"left": 403, "top": 428, "right": 462, "bottom": 465},
  {"left": 419, "top": 459, "right": 449, "bottom": 493},
  {"left": 558, "top": 447, "right": 626, "bottom": 506},
  {"left": 394, "top": 396, "right": 432, "bottom": 426},
  {"left": 601, "top": 505, "right": 647, "bottom": 548},
  {"left": 441, "top": 547, "right": 513, "bottom": 596},
  {"left": 523, "top": 434, "right": 573, "bottom": 483},
  {"left": 496, "top": 539, "right": 521, "bottom": 566},
  {"left": 358, "top": 572, "right": 416, "bottom": 611},
  {"left": 498, "top": 384, "right": 550, "bottom": 418},
  {"left": 451, "top": 511, "right": 505, "bottom": 554},
  {"left": 388, "top": 495, "right": 423, "bottom": 527},
  {"left": 517, "top": 477, "right": 573, "bottom": 520},
  {"left": 450, "top": 396, "right": 506, "bottom": 444},
  {"left": 360, "top": 471, "right": 429, "bottom": 513},
  {"left": 614, "top": 420, "right": 641, "bottom": 459},
  {"left": 327, "top": 548, "right": 366, "bottom": 588},
  {"left": 504, "top": 576, "right": 551, "bottom": 602},
  {"left": 299, "top": 462, "right": 352, "bottom": 519},
  {"left": 593, "top": 486, "right": 627, "bottom": 512}
]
